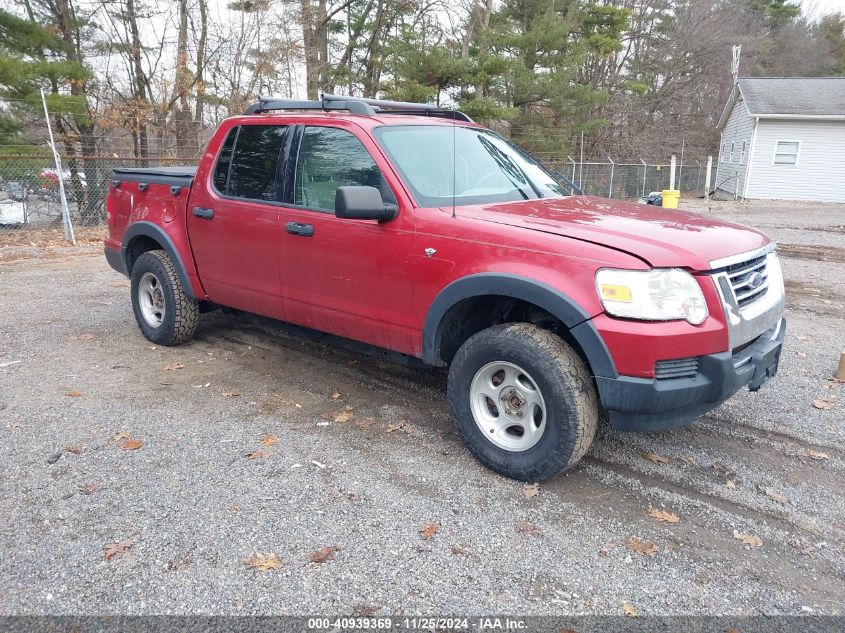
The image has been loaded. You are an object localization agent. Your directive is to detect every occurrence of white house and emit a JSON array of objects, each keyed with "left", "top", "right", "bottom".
[{"left": 715, "top": 77, "right": 845, "bottom": 203}]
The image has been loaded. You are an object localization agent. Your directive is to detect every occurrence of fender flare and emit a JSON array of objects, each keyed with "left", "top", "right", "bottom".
[
  {"left": 421, "top": 273, "right": 617, "bottom": 378},
  {"left": 122, "top": 221, "right": 198, "bottom": 300}
]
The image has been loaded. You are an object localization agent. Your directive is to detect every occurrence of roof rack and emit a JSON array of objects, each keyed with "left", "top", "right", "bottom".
[{"left": 243, "top": 93, "right": 473, "bottom": 122}]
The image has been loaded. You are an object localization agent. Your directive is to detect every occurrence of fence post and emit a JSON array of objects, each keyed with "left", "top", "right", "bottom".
[
  {"left": 40, "top": 89, "right": 76, "bottom": 244},
  {"left": 704, "top": 156, "right": 712, "bottom": 201},
  {"left": 567, "top": 156, "right": 577, "bottom": 195},
  {"left": 640, "top": 158, "right": 647, "bottom": 198},
  {"left": 608, "top": 157, "right": 615, "bottom": 198},
  {"left": 669, "top": 154, "right": 677, "bottom": 191}
]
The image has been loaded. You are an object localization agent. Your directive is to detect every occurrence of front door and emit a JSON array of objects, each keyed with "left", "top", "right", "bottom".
[
  {"left": 187, "top": 123, "right": 289, "bottom": 318},
  {"left": 277, "top": 123, "right": 416, "bottom": 354}
]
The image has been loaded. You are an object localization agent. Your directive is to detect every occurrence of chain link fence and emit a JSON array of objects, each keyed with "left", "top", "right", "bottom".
[
  {"left": 0, "top": 155, "right": 198, "bottom": 228},
  {"left": 0, "top": 152, "right": 709, "bottom": 230},
  {"left": 552, "top": 159, "right": 706, "bottom": 199}
]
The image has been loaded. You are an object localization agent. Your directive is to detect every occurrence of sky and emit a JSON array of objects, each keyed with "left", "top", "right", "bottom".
[{"left": 800, "top": 0, "right": 845, "bottom": 18}]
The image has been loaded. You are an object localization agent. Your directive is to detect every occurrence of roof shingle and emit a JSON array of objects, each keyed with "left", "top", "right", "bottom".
[{"left": 738, "top": 77, "right": 845, "bottom": 116}]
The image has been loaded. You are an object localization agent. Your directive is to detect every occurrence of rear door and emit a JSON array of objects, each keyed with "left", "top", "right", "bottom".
[
  {"left": 187, "top": 123, "right": 291, "bottom": 318},
  {"left": 276, "top": 123, "right": 417, "bottom": 354}
]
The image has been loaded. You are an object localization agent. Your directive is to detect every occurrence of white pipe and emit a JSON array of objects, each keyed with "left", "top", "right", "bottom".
[
  {"left": 41, "top": 89, "right": 75, "bottom": 245},
  {"left": 704, "top": 156, "right": 712, "bottom": 201},
  {"left": 669, "top": 154, "right": 677, "bottom": 191}
]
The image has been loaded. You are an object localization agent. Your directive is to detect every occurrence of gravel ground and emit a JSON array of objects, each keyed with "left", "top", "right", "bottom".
[{"left": 0, "top": 200, "right": 843, "bottom": 617}]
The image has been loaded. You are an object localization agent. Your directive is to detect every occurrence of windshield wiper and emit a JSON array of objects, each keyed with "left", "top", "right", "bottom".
[{"left": 477, "top": 136, "right": 534, "bottom": 200}]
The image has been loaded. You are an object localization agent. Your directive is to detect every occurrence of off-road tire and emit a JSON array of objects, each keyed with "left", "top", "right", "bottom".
[
  {"left": 447, "top": 323, "right": 598, "bottom": 481},
  {"left": 130, "top": 250, "right": 199, "bottom": 346}
]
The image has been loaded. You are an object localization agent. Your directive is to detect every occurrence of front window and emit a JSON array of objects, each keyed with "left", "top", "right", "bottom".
[
  {"left": 294, "top": 126, "right": 384, "bottom": 211},
  {"left": 374, "top": 125, "right": 570, "bottom": 207}
]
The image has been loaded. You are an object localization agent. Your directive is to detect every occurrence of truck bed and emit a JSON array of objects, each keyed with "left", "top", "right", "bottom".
[{"left": 112, "top": 166, "right": 197, "bottom": 187}]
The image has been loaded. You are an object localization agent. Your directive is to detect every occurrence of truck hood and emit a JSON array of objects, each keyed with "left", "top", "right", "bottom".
[{"left": 456, "top": 195, "right": 771, "bottom": 270}]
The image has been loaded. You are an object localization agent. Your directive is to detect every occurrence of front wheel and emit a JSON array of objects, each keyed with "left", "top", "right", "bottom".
[
  {"left": 130, "top": 250, "right": 199, "bottom": 346},
  {"left": 447, "top": 323, "right": 598, "bottom": 481}
]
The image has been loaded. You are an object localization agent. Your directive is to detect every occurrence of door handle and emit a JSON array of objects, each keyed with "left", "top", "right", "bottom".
[
  {"left": 286, "top": 221, "right": 314, "bottom": 237},
  {"left": 192, "top": 207, "right": 214, "bottom": 219}
]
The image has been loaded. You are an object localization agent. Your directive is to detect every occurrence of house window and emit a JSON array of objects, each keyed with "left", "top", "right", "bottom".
[
  {"left": 773, "top": 140, "right": 800, "bottom": 165},
  {"left": 721, "top": 143, "right": 728, "bottom": 163},
  {"left": 729, "top": 141, "right": 735, "bottom": 163},
  {"left": 740, "top": 141, "right": 747, "bottom": 163}
]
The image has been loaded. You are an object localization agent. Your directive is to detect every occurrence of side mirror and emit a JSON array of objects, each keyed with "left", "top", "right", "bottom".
[{"left": 335, "top": 186, "right": 397, "bottom": 221}]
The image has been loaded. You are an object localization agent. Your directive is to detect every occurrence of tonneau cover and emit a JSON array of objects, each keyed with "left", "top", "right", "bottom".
[{"left": 112, "top": 165, "right": 197, "bottom": 187}]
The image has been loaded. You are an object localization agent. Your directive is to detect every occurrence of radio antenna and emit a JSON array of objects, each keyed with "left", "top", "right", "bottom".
[{"left": 451, "top": 110, "right": 457, "bottom": 219}]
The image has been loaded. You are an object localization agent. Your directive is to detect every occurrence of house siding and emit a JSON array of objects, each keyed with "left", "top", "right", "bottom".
[
  {"left": 715, "top": 97, "right": 754, "bottom": 197},
  {"left": 746, "top": 120, "right": 845, "bottom": 203}
]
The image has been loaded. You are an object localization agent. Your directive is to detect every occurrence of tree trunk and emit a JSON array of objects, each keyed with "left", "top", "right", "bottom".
[
  {"left": 126, "top": 0, "right": 149, "bottom": 161},
  {"left": 300, "top": 0, "right": 319, "bottom": 99},
  {"left": 195, "top": 0, "right": 208, "bottom": 135}
]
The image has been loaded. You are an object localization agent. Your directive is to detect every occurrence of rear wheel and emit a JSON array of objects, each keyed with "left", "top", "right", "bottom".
[
  {"left": 447, "top": 323, "right": 598, "bottom": 481},
  {"left": 130, "top": 250, "right": 198, "bottom": 346}
]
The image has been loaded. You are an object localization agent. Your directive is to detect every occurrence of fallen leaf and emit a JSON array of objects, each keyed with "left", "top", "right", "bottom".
[
  {"left": 272, "top": 394, "right": 302, "bottom": 408},
  {"left": 647, "top": 508, "right": 680, "bottom": 523},
  {"left": 796, "top": 335, "right": 810, "bottom": 341},
  {"left": 8, "top": 421, "right": 23, "bottom": 430},
  {"left": 523, "top": 482, "right": 540, "bottom": 498},
  {"left": 711, "top": 460, "right": 731, "bottom": 472},
  {"left": 725, "top": 479, "right": 736, "bottom": 490},
  {"left": 386, "top": 420, "right": 407, "bottom": 433},
  {"left": 450, "top": 544, "right": 470, "bottom": 556},
  {"left": 75, "top": 334, "right": 94, "bottom": 340},
  {"left": 356, "top": 417, "right": 376, "bottom": 429},
  {"left": 309, "top": 546, "right": 339, "bottom": 563},
  {"left": 622, "top": 602, "right": 638, "bottom": 618},
  {"left": 352, "top": 604, "right": 377, "bottom": 617},
  {"left": 168, "top": 555, "right": 191, "bottom": 572},
  {"left": 244, "top": 552, "right": 282, "bottom": 572},
  {"left": 223, "top": 391, "right": 241, "bottom": 397},
  {"left": 642, "top": 452, "right": 671, "bottom": 464},
  {"left": 246, "top": 450, "right": 267, "bottom": 460},
  {"left": 802, "top": 449, "right": 830, "bottom": 460},
  {"left": 165, "top": 363, "right": 184, "bottom": 371},
  {"left": 65, "top": 390, "right": 83, "bottom": 398},
  {"left": 121, "top": 438, "right": 142, "bottom": 451},
  {"left": 733, "top": 530, "right": 763, "bottom": 548},
  {"left": 626, "top": 537, "right": 657, "bottom": 557},
  {"left": 260, "top": 435, "right": 278, "bottom": 447},
  {"left": 515, "top": 519, "right": 543, "bottom": 538},
  {"left": 228, "top": 504, "right": 241, "bottom": 512},
  {"left": 763, "top": 487, "right": 788, "bottom": 503},
  {"left": 104, "top": 539, "right": 134, "bottom": 560},
  {"left": 113, "top": 431, "right": 130, "bottom": 442},
  {"left": 419, "top": 522, "right": 439, "bottom": 540},
  {"left": 813, "top": 398, "right": 836, "bottom": 410},
  {"left": 80, "top": 483, "right": 98, "bottom": 495},
  {"left": 330, "top": 391, "right": 341, "bottom": 400},
  {"left": 333, "top": 409, "right": 354, "bottom": 423},
  {"left": 65, "top": 446, "right": 82, "bottom": 454}
]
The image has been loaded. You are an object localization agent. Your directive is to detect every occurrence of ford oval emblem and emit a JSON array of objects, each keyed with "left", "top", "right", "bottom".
[{"left": 747, "top": 271, "right": 764, "bottom": 289}]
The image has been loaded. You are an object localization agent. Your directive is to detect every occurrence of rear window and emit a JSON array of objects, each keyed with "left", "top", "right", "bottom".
[{"left": 217, "top": 125, "right": 287, "bottom": 201}]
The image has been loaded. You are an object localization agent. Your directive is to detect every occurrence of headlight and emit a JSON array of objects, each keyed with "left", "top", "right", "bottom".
[{"left": 595, "top": 268, "right": 708, "bottom": 325}]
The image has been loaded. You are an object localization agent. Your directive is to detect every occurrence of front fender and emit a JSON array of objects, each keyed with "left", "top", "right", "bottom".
[{"left": 421, "top": 273, "right": 617, "bottom": 378}]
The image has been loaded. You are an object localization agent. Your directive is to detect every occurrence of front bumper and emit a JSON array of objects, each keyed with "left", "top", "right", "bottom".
[{"left": 596, "top": 318, "right": 785, "bottom": 431}]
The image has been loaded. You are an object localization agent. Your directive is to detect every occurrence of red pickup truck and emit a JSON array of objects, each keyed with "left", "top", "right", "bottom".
[{"left": 105, "top": 95, "right": 785, "bottom": 481}]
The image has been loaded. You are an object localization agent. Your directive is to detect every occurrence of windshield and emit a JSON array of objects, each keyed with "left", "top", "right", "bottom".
[{"left": 374, "top": 125, "right": 573, "bottom": 208}]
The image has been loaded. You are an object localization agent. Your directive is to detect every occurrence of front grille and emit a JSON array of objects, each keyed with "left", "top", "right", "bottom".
[
  {"left": 655, "top": 357, "right": 700, "bottom": 380},
  {"left": 725, "top": 254, "right": 769, "bottom": 308}
]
